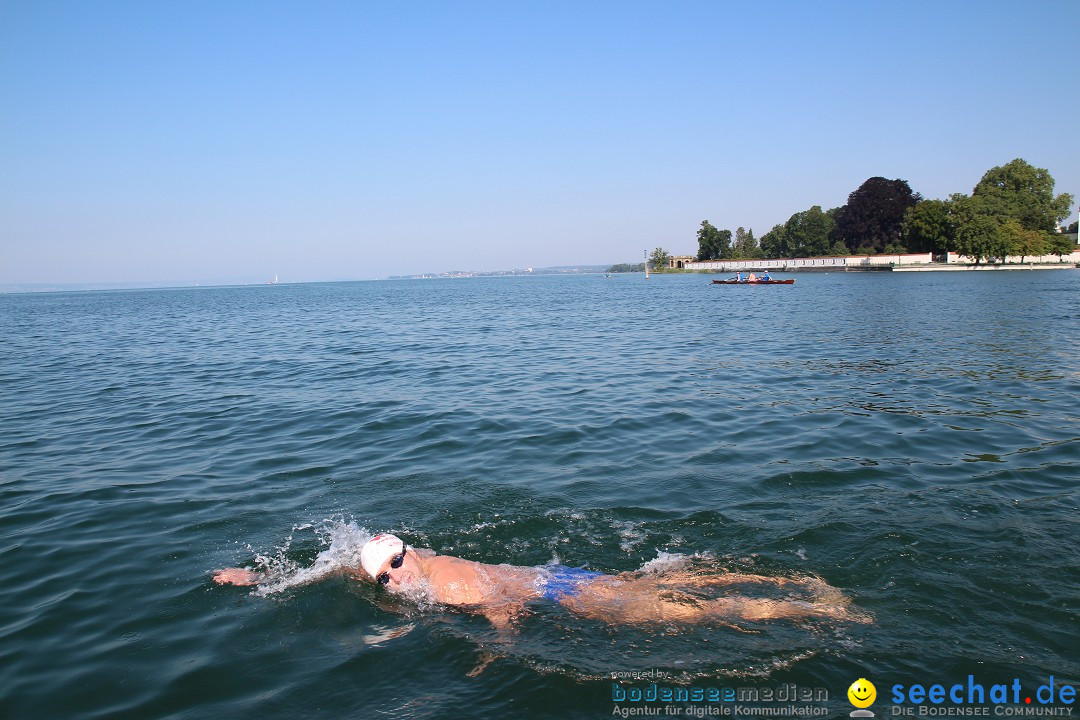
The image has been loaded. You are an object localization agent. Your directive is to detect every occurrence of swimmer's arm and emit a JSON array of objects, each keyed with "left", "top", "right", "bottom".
[
  {"left": 480, "top": 602, "right": 527, "bottom": 630},
  {"left": 213, "top": 564, "right": 371, "bottom": 586}
]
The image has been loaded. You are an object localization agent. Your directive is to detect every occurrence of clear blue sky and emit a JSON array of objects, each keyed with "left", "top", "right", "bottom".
[{"left": 2, "top": 0, "right": 1078, "bottom": 285}]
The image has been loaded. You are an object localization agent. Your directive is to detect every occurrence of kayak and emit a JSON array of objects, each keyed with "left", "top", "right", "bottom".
[{"left": 712, "top": 279, "right": 795, "bottom": 285}]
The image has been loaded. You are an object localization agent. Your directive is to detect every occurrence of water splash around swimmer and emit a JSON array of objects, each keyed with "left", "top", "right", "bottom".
[{"left": 244, "top": 517, "right": 373, "bottom": 597}]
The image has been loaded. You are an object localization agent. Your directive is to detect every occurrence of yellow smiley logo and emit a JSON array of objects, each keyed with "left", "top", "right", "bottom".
[{"left": 848, "top": 678, "right": 876, "bottom": 708}]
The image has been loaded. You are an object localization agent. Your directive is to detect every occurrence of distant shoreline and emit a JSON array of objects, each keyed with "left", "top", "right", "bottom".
[
  {"left": 387, "top": 264, "right": 611, "bottom": 280},
  {"left": 5, "top": 261, "right": 1076, "bottom": 294}
]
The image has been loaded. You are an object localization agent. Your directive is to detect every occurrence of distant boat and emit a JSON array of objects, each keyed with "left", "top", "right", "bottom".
[
  {"left": 269, "top": 274, "right": 279, "bottom": 285},
  {"left": 712, "top": 278, "right": 794, "bottom": 285}
]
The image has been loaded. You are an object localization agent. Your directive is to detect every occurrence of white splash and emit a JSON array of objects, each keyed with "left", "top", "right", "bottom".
[
  {"left": 611, "top": 519, "right": 646, "bottom": 552},
  {"left": 251, "top": 518, "right": 373, "bottom": 597},
  {"left": 637, "top": 551, "right": 693, "bottom": 575}
]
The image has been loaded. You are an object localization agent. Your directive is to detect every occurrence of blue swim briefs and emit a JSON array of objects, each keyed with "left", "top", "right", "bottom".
[{"left": 541, "top": 565, "right": 602, "bottom": 600}]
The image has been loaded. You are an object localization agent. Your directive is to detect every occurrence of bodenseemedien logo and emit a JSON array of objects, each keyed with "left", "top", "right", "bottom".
[{"left": 848, "top": 678, "right": 877, "bottom": 717}]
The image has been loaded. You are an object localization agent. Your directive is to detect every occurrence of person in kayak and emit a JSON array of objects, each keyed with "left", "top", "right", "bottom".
[{"left": 214, "top": 534, "right": 869, "bottom": 628}]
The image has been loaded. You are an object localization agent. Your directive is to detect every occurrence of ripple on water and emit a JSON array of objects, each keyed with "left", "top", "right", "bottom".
[{"left": 2, "top": 273, "right": 1079, "bottom": 717}]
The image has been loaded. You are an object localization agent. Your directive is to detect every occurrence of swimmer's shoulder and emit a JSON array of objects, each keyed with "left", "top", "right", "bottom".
[
  {"left": 422, "top": 556, "right": 489, "bottom": 604},
  {"left": 424, "top": 552, "right": 534, "bottom": 584}
]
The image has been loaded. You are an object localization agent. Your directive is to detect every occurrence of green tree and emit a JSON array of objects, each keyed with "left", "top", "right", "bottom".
[
  {"left": 1048, "top": 232, "right": 1075, "bottom": 259},
  {"left": 784, "top": 205, "right": 835, "bottom": 257},
  {"left": 829, "top": 240, "right": 850, "bottom": 256},
  {"left": 733, "top": 227, "right": 747, "bottom": 258},
  {"left": 972, "top": 158, "right": 1073, "bottom": 233},
  {"left": 903, "top": 199, "right": 954, "bottom": 254},
  {"left": 648, "top": 247, "right": 672, "bottom": 270},
  {"left": 695, "top": 220, "right": 730, "bottom": 261},
  {"left": 950, "top": 195, "right": 1002, "bottom": 264},
  {"left": 746, "top": 228, "right": 763, "bottom": 258},
  {"left": 718, "top": 228, "right": 733, "bottom": 258},
  {"left": 759, "top": 223, "right": 788, "bottom": 258},
  {"left": 1002, "top": 220, "right": 1048, "bottom": 263},
  {"left": 942, "top": 160, "right": 1075, "bottom": 264},
  {"left": 733, "top": 227, "right": 758, "bottom": 258},
  {"left": 826, "top": 207, "right": 845, "bottom": 252},
  {"left": 956, "top": 216, "right": 1000, "bottom": 265}
]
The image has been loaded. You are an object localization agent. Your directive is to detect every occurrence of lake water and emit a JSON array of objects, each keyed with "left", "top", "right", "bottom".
[{"left": 1, "top": 271, "right": 1077, "bottom": 719}]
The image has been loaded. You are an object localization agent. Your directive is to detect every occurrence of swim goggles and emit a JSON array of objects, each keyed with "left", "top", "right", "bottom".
[{"left": 377, "top": 541, "right": 407, "bottom": 585}]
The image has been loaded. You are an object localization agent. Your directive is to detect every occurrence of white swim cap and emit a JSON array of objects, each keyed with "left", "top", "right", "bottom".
[{"left": 361, "top": 533, "right": 404, "bottom": 578}]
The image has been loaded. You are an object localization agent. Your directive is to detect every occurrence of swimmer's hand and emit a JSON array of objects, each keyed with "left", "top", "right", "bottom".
[
  {"left": 213, "top": 567, "right": 264, "bottom": 586},
  {"left": 481, "top": 602, "right": 526, "bottom": 630}
]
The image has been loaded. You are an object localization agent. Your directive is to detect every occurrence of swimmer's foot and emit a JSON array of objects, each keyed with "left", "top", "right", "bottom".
[
  {"left": 800, "top": 576, "right": 850, "bottom": 604},
  {"left": 466, "top": 652, "right": 497, "bottom": 677},
  {"left": 785, "top": 596, "right": 873, "bottom": 624},
  {"left": 805, "top": 601, "right": 873, "bottom": 624},
  {"left": 362, "top": 623, "right": 416, "bottom": 646},
  {"left": 799, "top": 579, "right": 872, "bottom": 622}
]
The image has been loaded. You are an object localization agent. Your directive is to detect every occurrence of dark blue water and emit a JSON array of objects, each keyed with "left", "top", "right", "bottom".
[{"left": 1, "top": 272, "right": 1077, "bottom": 719}]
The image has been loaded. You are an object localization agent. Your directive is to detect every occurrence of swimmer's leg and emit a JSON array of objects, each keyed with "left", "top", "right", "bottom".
[
  {"left": 655, "top": 571, "right": 834, "bottom": 594},
  {"left": 680, "top": 572, "right": 801, "bottom": 588},
  {"left": 704, "top": 597, "right": 870, "bottom": 623}
]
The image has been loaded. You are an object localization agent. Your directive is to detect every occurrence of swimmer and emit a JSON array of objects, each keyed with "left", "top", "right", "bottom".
[{"left": 214, "top": 534, "right": 869, "bottom": 628}]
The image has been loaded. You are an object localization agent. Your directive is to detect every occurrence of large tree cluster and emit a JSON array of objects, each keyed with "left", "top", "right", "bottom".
[
  {"left": 678, "top": 158, "right": 1073, "bottom": 264},
  {"left": 695, "top": 221, "right": 732, "bottom": 261},
  {"left": 904, "top": 159, "right": 1074, "bottom": 263},
  {"left": 758, "top": 178, "right": 919, "bottom": 259},
  {"left": 689, "top": 223, "right": 762, "bottom": 261}
]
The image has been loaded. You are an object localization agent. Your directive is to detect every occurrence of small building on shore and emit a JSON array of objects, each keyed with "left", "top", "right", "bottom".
[{"left": 667, "top": 255, "right": 695, "bottom": 269}]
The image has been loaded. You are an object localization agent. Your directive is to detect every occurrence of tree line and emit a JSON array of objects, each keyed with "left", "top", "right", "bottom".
[
  {"left": 681, "top": 159, "right": 1074, "bottom": 266},
  {"left": 606, "top": 262, "right": 646, "bottom": 273}
]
